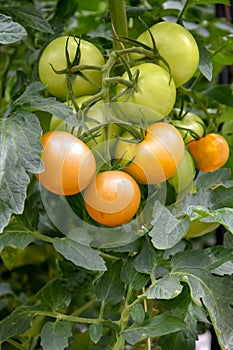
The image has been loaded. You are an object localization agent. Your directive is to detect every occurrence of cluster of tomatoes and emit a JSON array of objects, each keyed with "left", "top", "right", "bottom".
[{"left": 36, "top": 22, "right": 229, "bottom": 228}]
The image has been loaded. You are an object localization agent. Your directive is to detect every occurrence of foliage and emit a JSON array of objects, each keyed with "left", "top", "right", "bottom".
[{"left": 0, "top": 0, "right": 233, "bottom": 350}]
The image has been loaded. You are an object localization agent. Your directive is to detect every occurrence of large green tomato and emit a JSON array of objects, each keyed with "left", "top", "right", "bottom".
[
  {"left": 38, "top": 36, "right": 105, "bottom": 99},
  {"left": 133, "top": 22, "right": 199, "bottom": 87},
  {"left": 168, "top": 149, "right": 195, "bottom": 194},
  {"left": 116, "top": 63, "right": 176, "bottom": 122},
  {"left": 50, "top": 96, "right": 121, "bottom": 155},
  {"left": 171, "top": 111, "right": 205, "bottom": 144}
]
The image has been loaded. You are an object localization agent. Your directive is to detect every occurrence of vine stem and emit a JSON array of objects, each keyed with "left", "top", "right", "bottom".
[
  {"left": 176, "top": 0, "right": 192, "bottom": 23},
  {"left": 35, "top": 310, "right": 99, "bottom": 324},
  {"left": 107, "top": 0, "right": 128, "bottom": 50}
]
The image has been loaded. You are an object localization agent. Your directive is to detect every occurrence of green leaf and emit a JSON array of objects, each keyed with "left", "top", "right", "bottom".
[
  {"left": 36, "top": 279, "right": 71, "bottom": 312},
  {"left": 122, "top": 311, "right": 186, "bottom": 345},
  {"left": 121, "top": 257, "right": 149, "bottom": 290},
  {"left": 0, "top": 5, "right": 53, "bottom": 33},
  {"left": 0, "top": 306, "right": 36, "bottom": 341},
  {"left": 95, "top": 261, "right": 124, "bottom": 304},
  {"left": 157, "top": 285, "right": 203, "bottom": 350},
  {"left": 130, "top": 304, "right": 145, "bottom": 325},
  {"left": 195, "top": 168, "right": 231, "bottom": 190},
  {"left": 0, "top": 14, "right": 27, "bottom": 44},
  {"left": 205, "top": 84, "right": 233, "bottom": 107},
  {"left": 145, "top": 275, "right": 183, "bottom": 300},
  {"left": 13, "top": 82, "right": 76, "bottom": 123},
  {"left": 149, "top": 201, "right": 190, "bottom": 249},
  {"left": 171, "top": 247, "right": 233, "bottom": 349},
  {"left": 0, "top": 202, "right": 38, "bottom": 252},
  {"left": 0, "top": 111, "right": 42, "bottom": 233},
  {"left": 193, "top": 207, "right": 233, "bottom": 233},
  {"left": 89, "top": 323, "right": 103, "bottom": 344},
  {"left": 211, "top": 186, "right": 233, "bottom": 208},
  {"left": 197, "top": 40, "right": 212, "bottom": 81},
  {"left": 53, "top": 237, "right": 106, "bottom": 271},
  {"left": 134, "top": 236, "right": 162, "bottom": 274},
  {"left": 40, "top": 320, "right": 72, "bottom": 350}
]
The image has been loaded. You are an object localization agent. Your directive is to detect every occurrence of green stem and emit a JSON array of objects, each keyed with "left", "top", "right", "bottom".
[
  {"left": 176, "top": 0, "right": 191, "bottom": 23},
  {"left": 71, "top": 299, "right": 95, "bottom": 317},
  {"left": 32, "top": 231, "right": 54, "bottom": 244},
  {"left": 6, "top": 339, "right": 25, "bottom": 350},
  {"left": 108, "top": 0, "right": 128, "bottom": 50},
  {"left": 35, "top": 310, "right": 99, "bottom": 324}
]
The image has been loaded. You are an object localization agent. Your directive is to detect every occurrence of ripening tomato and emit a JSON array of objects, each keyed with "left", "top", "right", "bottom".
[
  {"left": 38, "top": 36, "right": 105, "bottom": 99},
  {"left": 171, "top": 111, "right": 205, "bottom": 144},
  {"left": 115, "top": 122, "right": 185, "bottom": 184},
  {"left": 133, "top": 21, "right": 199, "bottom": 87},
  {"left": 188, "top": 133, "right": 229, "bottom": 172},
  {"left": 116, "top": 63, "right": 176, "bottom": 122},
  {"left": 84, "top": 170, "right": 141, "bottom": 226},
  {"left": 36, "top": 131, "right": 96, "bottom": 195}
]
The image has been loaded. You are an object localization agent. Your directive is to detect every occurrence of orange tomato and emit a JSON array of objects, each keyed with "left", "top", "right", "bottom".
[
  {"left": 188, "top": 133, "right": 229, "bottom": 172},
  {"left": 36, "top": 131, "right": 96, "bottom": 195},
  {"left": 115, "top": 122, "right": 185, "bottom": 184},
  {"left": 84, "top": 170, "right": 141, "bottom": 226}
]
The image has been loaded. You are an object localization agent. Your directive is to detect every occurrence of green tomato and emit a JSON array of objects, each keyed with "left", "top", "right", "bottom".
[
  {"left": 171, "top": 111, "right": 205, "bottom": 144},
  {"left": 168, "top": 149, "right": 195, "bottom": 194},
  {"left": 38, "top": 36, "right": 105, "bottom": 99},
  {"left": 116, "top": 63, "right": 176, "bottom": 122},
  {"left": 184, "top": 220, "right": 220, "bottom": 239},
  {"left": 50, "top": 96, "right": 121, "bottom": 155},
  {"left": 133, "top": 21, "right": 199, "bottom": 87}
]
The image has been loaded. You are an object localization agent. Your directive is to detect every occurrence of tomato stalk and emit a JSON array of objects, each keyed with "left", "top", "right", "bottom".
[{"left": 107, "top": 0, "right": 128, "bottom": 50}]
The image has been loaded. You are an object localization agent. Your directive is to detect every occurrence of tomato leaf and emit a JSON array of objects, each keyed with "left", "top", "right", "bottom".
[
  {"left": 0, "top": 306, "right": 36, "bottom": 341},
  {"left": 95, "top": 261, "right": 125, "bottom": 304},
  {"left": 0, "top": 200, "right": 39, "bottom": 252},
  {"left": 149, "top": 201, "right": 190, "bottom": 249},
  {"left": 0, "top": 5, "right": 54, "bottom": 33},
  {"left": 12, "top": 82, "right": 76, "bottom": 123},
  {"left": 171, "top": 247, "right": 233, "bottom": 350},
  {"left": 36, "top": 279, "right": 71, "bottom": 312},
  {"left": 40, "top": 320, "right": 72, "bottom": 350},
  {"left": 195, "top": 168, "right": 231, "bottom": 190},
  {"left": 89, "top": 323, "right": 103, "bottom": 344},
  {"left": 121, "top": 257, "right": 150, "bottom": 290},
  {"left": 158, "top": 285, "right": 208, "bottom": 350},
  {"left": 134, "top": 236, "right": 162, "bottom": 274},
  {"left": 0, "top": 14, "right": 27, "bottom": 44},
  {"left": 53, "top": 237, "right": 106, "bottom": 271},
  {"left": 197, "top": 40, "right": 213, "bottom": 81},
  {"left": 205, "top": 84, "right": 233, "bottom": 107},
  {"left": 130, "top": 304, "right": 145, "bottom": 325},
  {"left": 0, "top": 111, "right": 42, "bottom": 233},
  {"left": 145, "top": 275, "right": 183, "bottom": 300},
  {"left": 121, "top": 311, "right": 186, "bottom": 345}
]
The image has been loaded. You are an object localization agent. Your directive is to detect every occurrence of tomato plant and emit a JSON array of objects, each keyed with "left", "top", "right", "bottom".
[
  {"left": 171, "top": 110, "right": 206, "bottom": 144},
  {"left": 115, "top": 122, "right": 184, "bottom": 184},
  {"left": 38, "top": 36, "right": 105, "bottom": 99},
  {"left": 84, "top": 170, "right": 141, "bottom": 226},
  {"left": 36, "top": 131, "right": 96, "bottom": 195},
  {"left": 116, "top": 63, "right": 176, "bottom": 121},
  {"left": 188, "top": 133, "right": 230, "bottom": 172},
  {"left": 0, "top": 1, "right": 233, "bottom": 350},
  {"left": 133, "top": 21, "right": 199, "bottom": 87}
]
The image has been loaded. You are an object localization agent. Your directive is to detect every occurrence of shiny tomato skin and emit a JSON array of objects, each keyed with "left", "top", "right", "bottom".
[
  {"left": 38, "top": 36, "right": 104, "bottom": 99},
  {"left": 36, "top": 131, "right": 96, "bottom": 196},
  {"left": 116, "top": 63, "right": 176, "bottom": 121},
  {"left": 188, "top": 133, "right": 229, "bottom": 172},
  {"left": 84, "top": 170, "right": 141, "bottom": 227},
  {"left": 134, "top": 22, "right": 199, "bottom": 87},
  {"left": 171, "top": 111, "right": 205, "bottom": 144},
  {"left": 115, "top": 122, "right": 185, "bottom": 184}
]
